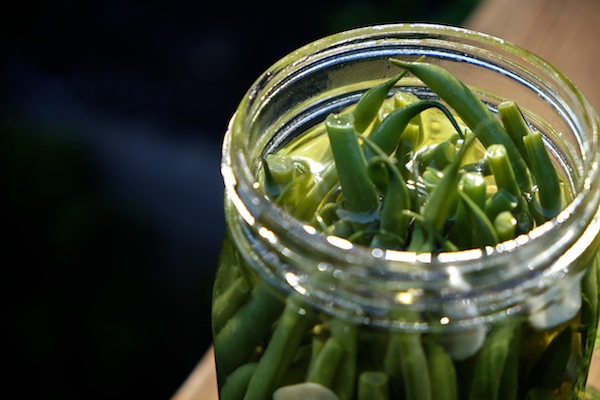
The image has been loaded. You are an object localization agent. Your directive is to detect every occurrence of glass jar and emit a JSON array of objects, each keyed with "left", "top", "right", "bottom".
[{"left": 213, "top": 23, "right": 600, "bottom": 399}]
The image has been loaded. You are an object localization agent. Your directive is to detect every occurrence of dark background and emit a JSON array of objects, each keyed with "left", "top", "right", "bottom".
[{"left": 1, "top": 1, "right": 480, "bottom": 398}]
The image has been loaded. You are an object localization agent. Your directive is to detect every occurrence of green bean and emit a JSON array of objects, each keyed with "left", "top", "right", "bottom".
[
  {"left": 277, "top": 177, "right": 314, "bottom": 212},
  {"left": 424, "top": 341, "right": 458, "bottom": 400},
  {"left": 468, "top": 319, "right": 520, "bottom": 400},
  {"left": 416, "top": 140, "right": 457, "bottom": 171},
  {"left": 383, "top": 93, "right": 422, "bottom": 145},
  {"left": 458, "top": 189, "right": 499, "bottom": 248},
  {"left": 212, "top": 276, "right": 251, "bottom": 335},
  {"left": 513, "top": 206, "right": 534, "bottom": 235},
  {"left": 352, "top": 70, "right": 410, "bottom": 133},
  {"left": 244, "top": 296, "right": 314, "bottom": 399},
  {"left": 263, "top": 153, "right": 296, "bottom": 194},
  {"left": 498, "top": 100, "right": 532, "bottom": 167},
  {"left": 366, "top": 157, "right": 390, "bottom": 194},
  {"left": 220, "top": 363, "right": 258, "bottom": 400},
  {"left": 306, "top": 331, "right": 327, "bottom": 378},
  {"left": 386, "top": 93, "right": 423, "bottom": 178},
  {"left": 424, "top": 133, "right": 475, "bottom": 230},
  {"left": 524, "top": 388, "right": 559, "bottom": 400},
  {"left": 374, "top": 101, "right": 395, "bottom": 130},
  {"left": 383, "top": 335, "right": 403, "bottom": 395},
  {"left": 485, "top": 188, "right": 518, "bottom": 222},
  {"left": 421, "top": 166, "right": 442, "bottom": 192},
  {"left": 329, "top": 318, "right": 358, "bottom": 400},
  {"left": 449, "top": 171, "right": 486, "bottom": 247},
  {"left": 293, "top": 162, "right": 339, "bottom": 222},
  {"left": 215, "top": 280, "right": 285, "bottom": 377},
  {"left": 389, "top": 58, "right": 532, "bottom": 192},
  {"left": 326, "top": 113, "right": 380, "bottom": 222},
  {"left": 396, "top": 331, "right": 432, "bottom": 400},
  {"left": 358, "top": 371, "right": 389, "bottom": 400},
  {"left": 263, "top": 156, "right": 314, "bottom": 211},
  {"left": 497, "top": 320, "right": 521, "bottom": 400},
  {"left": 213, "top": 234, "right": 249, "bottom": 295},
  {"left": 449, "top": 194, "right": 470, "bottom": 250},
  {"left": 461, "top": 171, "right": 487, "bottom": 211},
  {"left": 487, "top": 144, "right": 520, "bottom": 198},
  {"left": 577, "top": 256, "right": 600, "bottom": 394},
  {"left": 493, "top": 210, "right": 517, "bottom": 242},
  {"left": 523, "top": 131, "right": 563, "bottom": 220},
  {"left": 396, "top": 123, "right": 423, "bottom": 180},
  {"left": 393, "top": 89, "right": 421, "bottom": 109},
  {"left": 409, "top": 134, "right": 474, "bottom": 252},
  {"left": 462, "top": 157, "right": 492, "bottom": 176},
  {"left": 306, "top": 337, "right": 345, "bottom": 388},
  {"left": 527, "top": 325, "right": 573, "bottom": 390},
  {"left": 363, "top": 139, "right": 411, "bottom": 249},
  {"left": 327, "top": 218, "right": 355, "bottom": 239},
  {"left": 487, "top": 143, "right": 533, "bottom": 233},
  {"left": 273, "top": 383, "right": 340, "bottom": 400},
  {"left": 310, "top": 202, "right": 339, "bottom": 231},
  {"left": 366, "top": 100, "right": 463, "bottom": 161}
]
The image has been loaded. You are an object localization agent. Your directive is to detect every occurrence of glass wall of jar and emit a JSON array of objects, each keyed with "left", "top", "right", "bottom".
[{"left": 213, "top": 24, "right": 600, "bottom": 400}]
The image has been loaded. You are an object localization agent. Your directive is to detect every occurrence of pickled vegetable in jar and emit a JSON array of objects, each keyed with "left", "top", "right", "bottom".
[{"left": 214, "top": 24, "right": 600, "bottom": 400}]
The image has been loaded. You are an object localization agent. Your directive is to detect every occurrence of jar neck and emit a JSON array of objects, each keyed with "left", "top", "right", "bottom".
[{"left": 221, "top": 23, "right": 600, "bottom": 331}]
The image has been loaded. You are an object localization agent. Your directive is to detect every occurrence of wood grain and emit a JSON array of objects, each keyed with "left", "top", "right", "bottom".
[
  {"left": 172, "top": 0, "right": 600, "bottom": 398},
  {"left": 171, "top": 346, "right": 218, "bottom": 400},
  {"left": 465, "top": 0, "right": 600, "bottom": 111}
]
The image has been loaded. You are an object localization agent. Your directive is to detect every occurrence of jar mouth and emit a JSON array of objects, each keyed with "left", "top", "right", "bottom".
[{"left": 222, "top": 23, "right": 600, "bottom": 328}]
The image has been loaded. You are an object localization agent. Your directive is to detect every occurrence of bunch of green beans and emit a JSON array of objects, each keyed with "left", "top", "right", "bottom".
[{"left": 212, "top": 59, "right": 599, "bottom": 400}]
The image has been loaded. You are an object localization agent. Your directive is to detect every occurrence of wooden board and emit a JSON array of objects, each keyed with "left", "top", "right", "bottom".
[{"left": 464, "top": 0, "right": 600, "bottom": 111}]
